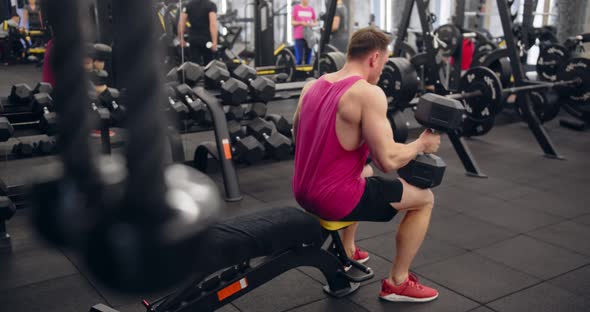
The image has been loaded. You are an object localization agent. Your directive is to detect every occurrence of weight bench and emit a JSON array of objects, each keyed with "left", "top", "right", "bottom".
[{"left": 91, "top": 207, "right": 363, "bottom": 312}]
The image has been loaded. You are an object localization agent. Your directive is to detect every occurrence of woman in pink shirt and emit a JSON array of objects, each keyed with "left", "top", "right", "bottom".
[{"left": 292, "top": 0, "right": 317, "bottom": 65}]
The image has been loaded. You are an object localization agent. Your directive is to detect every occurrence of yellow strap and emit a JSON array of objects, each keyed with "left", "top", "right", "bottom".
[
  {"left": 157, "top": 12, "right": 165, "bottom": 31},
  {"left": 274, "top": 43, "right": 285, "bottom": 56}
]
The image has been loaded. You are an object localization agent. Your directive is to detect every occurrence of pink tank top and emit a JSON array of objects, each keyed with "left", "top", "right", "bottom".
[{"left": 292, "top": 75, "right": 369, "bottom": 220}]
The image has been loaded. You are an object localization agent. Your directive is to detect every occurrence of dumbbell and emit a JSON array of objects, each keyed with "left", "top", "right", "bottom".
[
  {"left": 92, "top": 70, "right": 127, "bottom": 126},
  {"left": 397, "top": 94, "right": 465, "bottom": 189},
  {"left": 165, "top": 91, "right": 190, "bottom": 126},
  {"left": 12, "top": 142, "right": 34, "bottom": 158},
  {"left": 32, "top": 92, "right": 53, "bottom": 115},
  {"left": 0, "top": 117, "right": 15, "bottom": 142},
  {"left": 39, "top": 107, "right": 58, "bottom": 135},
  {"left": 246, "top": 117, "right": 273, "bottom": 139},
  {"left": 225, "top": 105, "right": 245, "bottom": 121},
  {"left": 176, "top": 62, "right": 204, "bottom": 87},
  {"left": 0, "top": 196, "right": 16, "bottom": 251},
  {"left": 93, "top": 43, "right": 112, "bottom": 71},
  {"left": 9, "top": 83, "right": 34, "bottom": 106},
  {"left": 227, "top": 120, "right": 265, "bottom": 164},
  {"left": 265, "top": 114, "right": 292, "bottom": 137},
  {"left": 232, "top": 64, "right": 276, "bottom": 102},
  {"left": 204, "top": 61, "right": 248, "bottom": 106},
  {"left": 33, "top": 137, "right": 57, "bottom": 156},
  {"left": 260, "top": 131, "right": 292, "bottom": 161},
  {"left": 244, "top": 102, "right": 267, "bottom": 119},
  {"left": 173, "top": 84, "right": 209, "bottom": 124},
  {"left": 33, "top": 82, "right": 53, "bottom": 95}
]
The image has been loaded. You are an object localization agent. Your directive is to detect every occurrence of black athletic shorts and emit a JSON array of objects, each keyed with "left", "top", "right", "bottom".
[{"left": 340, "top": 176, "right": 403, "bottom": 222}]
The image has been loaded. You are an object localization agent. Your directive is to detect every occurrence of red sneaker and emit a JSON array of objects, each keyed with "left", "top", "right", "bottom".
[
  {"left": 379, "top": 273, "right": 439, "bottom": 302},
  {"left": 352, "top": 247, "right": 369, "bottom": 264}
]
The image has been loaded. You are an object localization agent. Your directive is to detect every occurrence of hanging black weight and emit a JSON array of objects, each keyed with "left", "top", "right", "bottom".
[
  {"left": 319, "top": 52, "right": 346, "bottom": 75},
  {"left": 556, "top": 57, "right": 590, "bottom": 106},
  {"left": 378, "top": 58, "right": 419, "bottom": 110},
  {"left": 479, "top": 49, "right": 512, "bottom": 87},
  {"left": 435, "top": 24, "right": 461, "bottom": 57},
  {"left": 516, "top": 90, "right": 560, "bottom": 123},
  {"left": 537, "top": 44, "right": 570, "bottom": 82},
  {"left": 387, "top": 111, "right": 409, "bottom": 143}
]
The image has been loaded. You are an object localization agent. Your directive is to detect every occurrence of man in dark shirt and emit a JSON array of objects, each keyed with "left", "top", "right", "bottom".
[
  {"left": 178, "top": 0, "right": 218, "bottom": 66},
  {"left": 330, "top": 0, "right": 349, "bottom": 52}
]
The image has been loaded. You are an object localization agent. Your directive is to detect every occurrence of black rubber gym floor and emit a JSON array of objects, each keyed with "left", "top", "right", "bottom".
[{"left": 1, "top": 64, "right": 590, "bottom": 312}]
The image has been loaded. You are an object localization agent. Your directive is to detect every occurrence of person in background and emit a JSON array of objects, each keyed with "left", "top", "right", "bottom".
[
  {"left": 178, "top": 0, "right": 218, "bottom": 66},
  {"left": 330, "top": 0, "right": 349, "bottom": 52},
  {"left": 292, "top": 0, "right": 317, "bottom": 65},
  {"left": 22, "top": 0, "right": 42, "bottom": 31}
]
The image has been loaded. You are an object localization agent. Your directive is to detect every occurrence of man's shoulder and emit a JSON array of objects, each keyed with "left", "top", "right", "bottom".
[{"left": 346, "top": 81, "right": 385, "bottom": 105}]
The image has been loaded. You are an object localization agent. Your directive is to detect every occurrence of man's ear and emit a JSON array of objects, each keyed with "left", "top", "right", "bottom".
[{"left": 369, "top": 51, "right": 379, "bottom": 68}]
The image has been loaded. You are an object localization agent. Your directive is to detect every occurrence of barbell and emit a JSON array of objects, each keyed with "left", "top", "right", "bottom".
[{"left": 382, "top": 57, "right": 590, "bottom": 125}]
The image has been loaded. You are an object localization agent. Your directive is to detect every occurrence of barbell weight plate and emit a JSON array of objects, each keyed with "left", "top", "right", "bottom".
[
  {"left": 388, "top": 110, "right": 409, "bottom": 143},
  {"left": 275, "top": 48, "right": 296, "bottom": 82},
  {"left": 481, "top": 49, "right": 512, "bottom": 86},
  {"left": 536, "top": 43, "right": 570, "bottom": 82},
  {"left": 516, "top": 90, "right": 560, "bottom": 123},
  {"left": 474, "top": 42, "right": 497, "bottom": 55},
  {"left": 459, "top": 66, "right": 504, "bottom": 122},
  {"left": 397, "top": 42, "right": 417, "bottom": 59},
  {"left": 435, "top": 24, "right": 461, "bottom": 57},
  {"left": 319, "top": 52, "right": 346, "bottom": 75},
  {"left": 461, "top": 116, "right": 495, "bottom": 137},
  {"left": 378, "top": 57, "right": 419, "bottom": 110},
  {"left": 471, "top": 50, "right": 490, "bottom": 67},
  {"left": 556, "top": 57, "right": 590, "bottom": 106}
]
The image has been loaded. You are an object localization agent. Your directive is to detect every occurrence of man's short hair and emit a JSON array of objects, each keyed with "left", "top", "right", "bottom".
[{"left": 346, "top": 27, "right": 392, "bottom": 60}]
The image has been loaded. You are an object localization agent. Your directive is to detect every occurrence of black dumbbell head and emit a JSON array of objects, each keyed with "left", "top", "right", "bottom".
[
  {"left": 177, "top": 62, "right": 204, "bottom": 87},
  {"left": 416, "top": 93, "right": 465, "bottom": 132},
  {"left": 246, "top": 117, "right": 273, "bottom": 139},
  {"left": 12, "top": 142, "right": 34, "bottom": 158},
  {"left": 32, "top": 93, "right": 53, "bottom": 114},
  {"left": 166, "top": 67, "right": 179, "bottom": 83},
  {"left": 233, "top": 64, "right": 257, "bottom": 82},
  {"left": 263, "top": 132, "right": 292, "bottom": 160},
  {"left": 0, "top": 196, "right": 16, "bottom": 220},
  {"left": 204, "top": 63, "right": 231, "bottom": 88},
  {"left": 0, "top": 117, "right": 14, "bottom": 142},
  {"left": 90, "top": 70, "right": 109, "bottom": 86},
  {"left": 234, "top": 136, "right": 265, "bottom": 164},
  {"left": 265, "top": 114, "right": 292, "bottom": 137},
  {"left": 226, "top": 105, "right": 245, "bottom": 121},
  {"left": 98, "top": 88, "right": 121, "bottom": 111},
  {"left": 10, "top": 83, "right": 33, "bottom": 104},
  {"left": 220, "top": 78, "right": 248, "bottom": 105},
  {"left": 35, "top": 139, "right": 55, "bottom": 155},
  {"left": 397, "top": 154, "right": 446, "bottom": 189},
  {"left": 34, "top": 82, "right": 53, "bottom": 94},
  {"left": 40, "top": 109, "right": 58, "bottom": 135},
  {"left": 250, "top": 76, "right": 275, "bottom": 102},
  {"left": 227, "top": 120, "right": 246, "bottom": 141},
  {"left": 246, "top": 102, "right": 267, "bottom": 119},
  {"left": 93, "top": 43, "right": 112, "bottom": 61},
  {"left": 174, "top": 84, "right": 193, "bottom": 98}
]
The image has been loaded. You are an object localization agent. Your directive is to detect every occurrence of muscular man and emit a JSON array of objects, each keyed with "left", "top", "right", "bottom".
[
  {"left": 330, "top": 0, "right": 349, "bottom": 52},
  {"left": 292, "top": 27, "right": 441, "bottom": 302},
  {"left": 178, "top": 0, "right": 217, "bottom": 66}
]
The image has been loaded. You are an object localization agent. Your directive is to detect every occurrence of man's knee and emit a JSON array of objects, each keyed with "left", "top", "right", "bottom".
[{"left": 361, "top": 165, "right": 373, "bottom": 178}]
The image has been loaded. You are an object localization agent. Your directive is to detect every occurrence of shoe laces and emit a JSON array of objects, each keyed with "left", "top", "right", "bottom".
[{"left": 407, "top": 273, "right": 424, "bottom": 290}]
